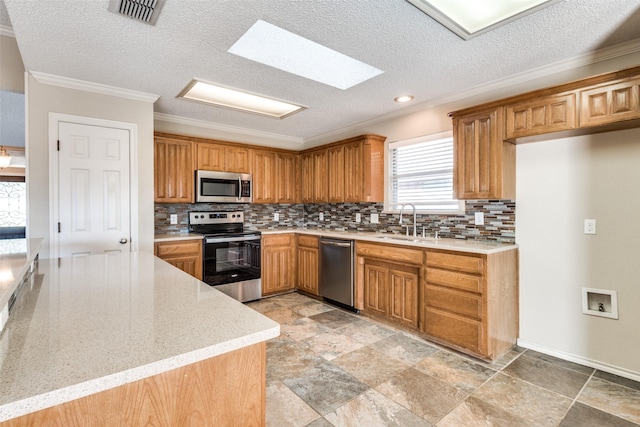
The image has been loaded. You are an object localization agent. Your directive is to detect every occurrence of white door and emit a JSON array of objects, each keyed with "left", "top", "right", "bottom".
[{"left": 57, "top": 121, "right": 131, "bottom": 257}]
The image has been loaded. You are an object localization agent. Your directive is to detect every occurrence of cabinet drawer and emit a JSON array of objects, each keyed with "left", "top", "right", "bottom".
[
  {"left": 262, "top": 234, "right": 293, "bottom": 247},
  {"left": 155, "top": 240, "right": 201, "bottom": 258},
  {"left": 426, "top": 268, "right": 483, "bottom": 293},
  {"left": 356, "top": 242, "right": 423, "bottom": 265},
  {"left": 297, "top": 234, "right": 319, "bottom": 248},
  {"left": 425, "top": 308, "right": 483, "bottom": 354},
  {"left": 426, "top": 251, "right": 484, "bottom": 274},
  {"left": 426, "top": 285, "right": 482, "bottom": 320}
]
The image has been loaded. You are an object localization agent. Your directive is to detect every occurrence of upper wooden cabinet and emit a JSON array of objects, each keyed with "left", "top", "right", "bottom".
[
  {"left": 579, "top": 77, "right": 640, "bottom": 127},
  {"left": 505, "top": 93, "right": 576, "bottom": 139},
  {"left": 453, "top": 108, "right": 515, "bottom": 200},
  {"left": 301, "top": 134, "right": 386, "bottom": 204},
  {"left": 252, "top": 150, "right": 277, "bottom": 204},
  {"left": 196, "top": 142, "right": 251, "bottom": 173},
  {"left": 154, "top": 136, "right": 194, "bottom": 203},
  {"left": 276, "top": 152, "right": 299, "bottom": 204}
]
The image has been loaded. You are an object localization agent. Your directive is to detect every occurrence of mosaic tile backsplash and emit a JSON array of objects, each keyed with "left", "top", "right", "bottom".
[{"left": 155, "top": 200, "right": 515, "bottom": 243}]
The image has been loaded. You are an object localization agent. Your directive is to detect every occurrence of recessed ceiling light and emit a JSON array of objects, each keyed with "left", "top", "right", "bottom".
[
  {"left": 177, "top": 80, "right": 306, "bottom": 119},
  {"left": 394, "top": 95, "right": 414, "bottom": 103},
  {"left": 407, "top": 0, "right": 563, "bottom": 40},
  {"left": 228, "top": 20, "right": 384, "bottom": 90}
]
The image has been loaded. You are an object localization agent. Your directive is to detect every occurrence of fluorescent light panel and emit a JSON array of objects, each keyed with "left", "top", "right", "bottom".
[
  {"left": 178, "top": 80, "right": 305, "bottom": 119},
  {"left": 407, "top": 0, "right": 563, "bottom": 39},
  {"left": 228, "top": 20, "right": 383, "bottom": 90}
]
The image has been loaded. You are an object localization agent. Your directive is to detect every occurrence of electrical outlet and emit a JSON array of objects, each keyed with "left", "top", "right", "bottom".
[
  {"left": 170, "top": 214, "right": 178, "bottom": 225},
  {"left": 273, "top": 212, "right": 279, "bottom": 222},
  {"left": 370, "top": 213, "right": 379, "bottom": 224},
  {"left": 355, "top": 213, "right": 361, "bottom": 223},
  {"left": 584, "top": 219, "right": 597, "bottom": 235},
  {"left": 319, "top": 212, "right": 324, "bottom": 221},
  {"left": 474, "top": 212, "right": 484, "bottom": 225}
]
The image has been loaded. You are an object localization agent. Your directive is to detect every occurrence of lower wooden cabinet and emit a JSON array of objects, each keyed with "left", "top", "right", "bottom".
[
  {"left": 262, "top": 234, "right": 296, "bottom": 296},
  {"left": 296, "top": 234, "right": 319, "bottom": 296},
  {"left": 154, "top": 239, "right": 203, "bottom": 280}
]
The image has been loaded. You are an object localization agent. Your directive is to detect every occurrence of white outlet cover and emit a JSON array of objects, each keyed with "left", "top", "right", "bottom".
[
  {"left": 355, "top": 213, "right": 361, "bottom": 223},
  {"left": 274, "top": 212, "right": 279, "bottom": 222},
  {"left": 371, "top": 213, "right": 379, "bottom": 224},
  {"left": 319, "top": 212, "right": 324, "bottom": 221},
  {"left": 474, "top": 212, "right": 484, "bottom": 225},
  {"left": 170, "top": 214, "right": 178, "bottom": 225},
  {"left": 584, "top": 219, "right": 597, "bottom": 234}
]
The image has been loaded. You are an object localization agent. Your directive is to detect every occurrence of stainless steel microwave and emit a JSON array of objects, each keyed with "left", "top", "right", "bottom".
[{"left": 195, "top": 170, "right": 252, "bottom": 203}]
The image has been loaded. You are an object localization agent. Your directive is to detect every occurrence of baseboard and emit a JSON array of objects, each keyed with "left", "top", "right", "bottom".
[{"left": 517, "top": 339, "right": 640, "bottom": 383}]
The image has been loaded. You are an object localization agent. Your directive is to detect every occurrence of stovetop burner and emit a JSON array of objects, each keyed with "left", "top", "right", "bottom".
[{"left": 188, "top": 211, "right": 259, "bottom": 237}]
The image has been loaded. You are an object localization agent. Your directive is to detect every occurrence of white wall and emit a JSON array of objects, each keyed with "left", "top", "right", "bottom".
[
  {"left": 26, "top": 74, "right": 155, "bottom": 257},
  {"left": 516, "top": 128, "right": 640, "bottom": 379}
]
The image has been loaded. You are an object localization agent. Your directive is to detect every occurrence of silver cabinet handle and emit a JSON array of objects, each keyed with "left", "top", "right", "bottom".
[
  {"left": 320, "top": 240, "right": 353, "bottom": 247},
  {"left": 119, "top": 238, "right": 128, "bottom": 244}
]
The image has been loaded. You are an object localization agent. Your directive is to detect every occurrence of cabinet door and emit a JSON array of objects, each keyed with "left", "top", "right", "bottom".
[
  {"left": 363, "top": 262, "right": 388, "bottom": 316},
  {"left": 300, "top": 153, "right": 315, "bottom": 203},
  {"left": 276, "top": 152, "right": 299, "bottom": 203},
  {"left": 154, "top": 240, "right": 202, "bottom": 280},
  {"left": 505, "top": 93, "right": 576, "bottom": 139},
  {"left": 262, "top": 235, "right": 295, "bottom": 296},
  {"left": 313, "top": 150, "right": 329, "bottom": 203},
  {"left": 154, "top": 138, "right": 194, "bottom": 203},
  {"left": 389, "top": 265, "right": 419, "bottom": 329},
  {"left": 344, "top": 141, "right": 363, "bottom": 202},
  {"left": 454, "top": 108, "right": 514, "bottom": 199},
  {"left": 225, "top": 146, "right": 251, "bottom": 173},
  {"left": 579, "top": 78, "right": 640, "bottom": 127},
  {"left": 252, "top": 150, "right": 277, "bottom": 204},
  {"left": 196, "top": 142, "right": 224, "bottom": 171},
  {"left": 297, "top": 246, "right": 319, "bottom": 295},
  {"left": 327, "top": 145, "right": 345, "bottom": 203}
]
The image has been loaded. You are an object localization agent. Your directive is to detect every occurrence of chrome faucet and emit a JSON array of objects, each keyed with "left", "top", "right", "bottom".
[{"left": 399, "top": 203, "right": 417, "bottom": 237}]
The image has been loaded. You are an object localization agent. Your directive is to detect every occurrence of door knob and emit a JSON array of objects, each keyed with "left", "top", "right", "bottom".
[{"left": 119, "top": 238, "right": 128, "bottom": 244}]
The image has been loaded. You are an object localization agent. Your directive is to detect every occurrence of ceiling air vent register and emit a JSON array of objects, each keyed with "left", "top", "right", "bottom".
[{"left": 108, "top": 0, "right": 165, "bottom": 25}]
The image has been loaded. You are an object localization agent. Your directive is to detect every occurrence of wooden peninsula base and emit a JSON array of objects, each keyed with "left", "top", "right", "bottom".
[{"left": 2, "top": 343, "right": 266, "bottom": 427}]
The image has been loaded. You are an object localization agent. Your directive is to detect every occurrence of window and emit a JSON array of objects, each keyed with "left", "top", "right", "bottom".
[{"left": 386, "top": 132, "right": 464, "bottom": 213}]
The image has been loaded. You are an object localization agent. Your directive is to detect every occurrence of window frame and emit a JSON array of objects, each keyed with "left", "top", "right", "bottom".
[{"left": 383, "top": 131, "right": 465, "bottom": 214}]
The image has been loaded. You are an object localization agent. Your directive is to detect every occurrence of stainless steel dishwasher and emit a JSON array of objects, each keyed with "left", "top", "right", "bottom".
[{"left": 319, "top": 238, "right": 356, "bottom": 310}]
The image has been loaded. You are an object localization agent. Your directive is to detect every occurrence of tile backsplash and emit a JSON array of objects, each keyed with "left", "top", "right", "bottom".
[{"left": 155, "top": 200, "right": 515, "bottom": 243}]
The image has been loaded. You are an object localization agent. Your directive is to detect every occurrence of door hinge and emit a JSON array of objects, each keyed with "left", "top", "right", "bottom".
[
  {"left": 57, "top": 140, "right": 60, "bottom": 151},
  {"left": 58, "top": 222, "right": 61, "bottom": 233}
]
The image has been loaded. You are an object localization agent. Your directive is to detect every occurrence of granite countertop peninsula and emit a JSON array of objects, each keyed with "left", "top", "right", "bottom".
[
  {"left": 0, "top": 251, "right": 280, "bottom": 422},
  {"left": 257, "top": 228, "right": 517, "bottom": 254},
  {"left": 154, "top": 232, "right": 204, "bottom": 242}
]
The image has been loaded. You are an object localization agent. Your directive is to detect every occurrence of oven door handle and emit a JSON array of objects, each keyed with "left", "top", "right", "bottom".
[{"left": 205, "top": 235, "right": 261, "bottom": 244}]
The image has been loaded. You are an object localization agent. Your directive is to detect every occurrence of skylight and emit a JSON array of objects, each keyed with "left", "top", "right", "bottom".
[
  {"left": 178, "top": 80, "right": 306, "bottom": 119},
  {"left": 228, "top": 20, "right": 384, "bottom": 90},
  {"left": 407, "top": 0, "right": 563, "bottom": 40}
]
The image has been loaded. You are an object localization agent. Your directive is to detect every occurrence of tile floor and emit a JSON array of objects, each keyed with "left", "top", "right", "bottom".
[{"left": 247, "top": 291, "right": 640, "bottom": 427}]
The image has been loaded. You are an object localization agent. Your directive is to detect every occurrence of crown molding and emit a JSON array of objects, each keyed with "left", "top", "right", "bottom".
[
  {"left": 304, "top": 37, "right": 640, "bottom": 145},
  {"left": 29, "top": 71, "right": 159, "bottom": 103},
  {"left": 0, "top": 24, "right": 14, "bottom": 37},
  {"left": 154, "top": 112, "right": 304, "bottom": 146}
]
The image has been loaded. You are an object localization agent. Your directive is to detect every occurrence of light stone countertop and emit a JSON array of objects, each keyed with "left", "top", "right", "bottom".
[
  {"left": 0, "top": 251, "right": 280, "bottom": 422},
  {"left": 154, "top": 232, "right": 203, "bottom": 242},
  {"left": 0, "top": 238, "right": 43, "bottom": 314},
  {"left": 256, "top": 228, "right": 518, "bottom": 254}
]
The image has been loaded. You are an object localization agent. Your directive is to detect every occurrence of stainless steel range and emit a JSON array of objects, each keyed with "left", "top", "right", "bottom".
[{"left": 189, "top": 211, "right": 261, "bottom": 302}]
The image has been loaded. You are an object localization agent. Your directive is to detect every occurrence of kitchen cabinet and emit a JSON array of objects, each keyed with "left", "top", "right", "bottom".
[
  {"left": 276, "top": 151, "right": 299, "bottom": 203},
  {"left": 452, "top": 108, "right": 516, "bottom": 200},
  {"left": 154, "top": 136, "right": 194, "bottom": 203},
  {"left": 196, "top": 142, "right": 251, "bottom": 173},
  {"left": 424, "top": 249, "right": 518, "bottom": 360},
  {"left": 296, "top": 234, "right": 319, "bottom": 296},
  {"left": 300, "top": 149, "right": 328, "bottom": 203},
  {"left": 505, "top": 93, "right": 576, "bottom": 139},
  {"left": 579, "top": 77, "right": 640, "bottom": 127},
  {"left": 252, "top": 150, "right": 277, "bottom": 204},
  {"left": 356, "top": 242, "right": 422, "bottom": 330},
  {"left": 154, "top": 239, "right": 203, "bottom": 280},
  {"left": 343, "top": 135, "right": 385, "bottom": 202},
  {"left": 328, "top": 145, "right": 345, "bottom": 203},
  {"left": 261, "top": 234, "right": 296, "bottom": 296}
]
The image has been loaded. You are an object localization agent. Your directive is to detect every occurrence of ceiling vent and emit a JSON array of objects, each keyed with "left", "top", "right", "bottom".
[{"left": 108, "top": 0, "right": 165, "bottom": 25}]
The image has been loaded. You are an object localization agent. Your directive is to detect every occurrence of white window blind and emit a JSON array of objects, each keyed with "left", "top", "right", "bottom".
[{"left": 388, "top": 136, "right": 462, "bottom": 211}]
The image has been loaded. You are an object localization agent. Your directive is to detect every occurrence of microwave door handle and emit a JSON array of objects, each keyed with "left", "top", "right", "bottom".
[{"left": 238, "top": 177, "right": 242, "bottom": 201}]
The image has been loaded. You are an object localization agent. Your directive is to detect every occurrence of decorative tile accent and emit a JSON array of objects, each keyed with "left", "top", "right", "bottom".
[{"left": 155, "top": 199, "right": 515, "bottom": 243}]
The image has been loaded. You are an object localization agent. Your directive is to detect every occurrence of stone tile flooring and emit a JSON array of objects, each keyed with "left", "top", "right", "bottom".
[{"left": 247, "top": 292, "right": 640, "bottom": 427}]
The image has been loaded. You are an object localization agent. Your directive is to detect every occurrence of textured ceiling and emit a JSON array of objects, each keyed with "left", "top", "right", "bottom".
[{"left": 2, "top": 0, "right": 640, "bottom": 142}]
